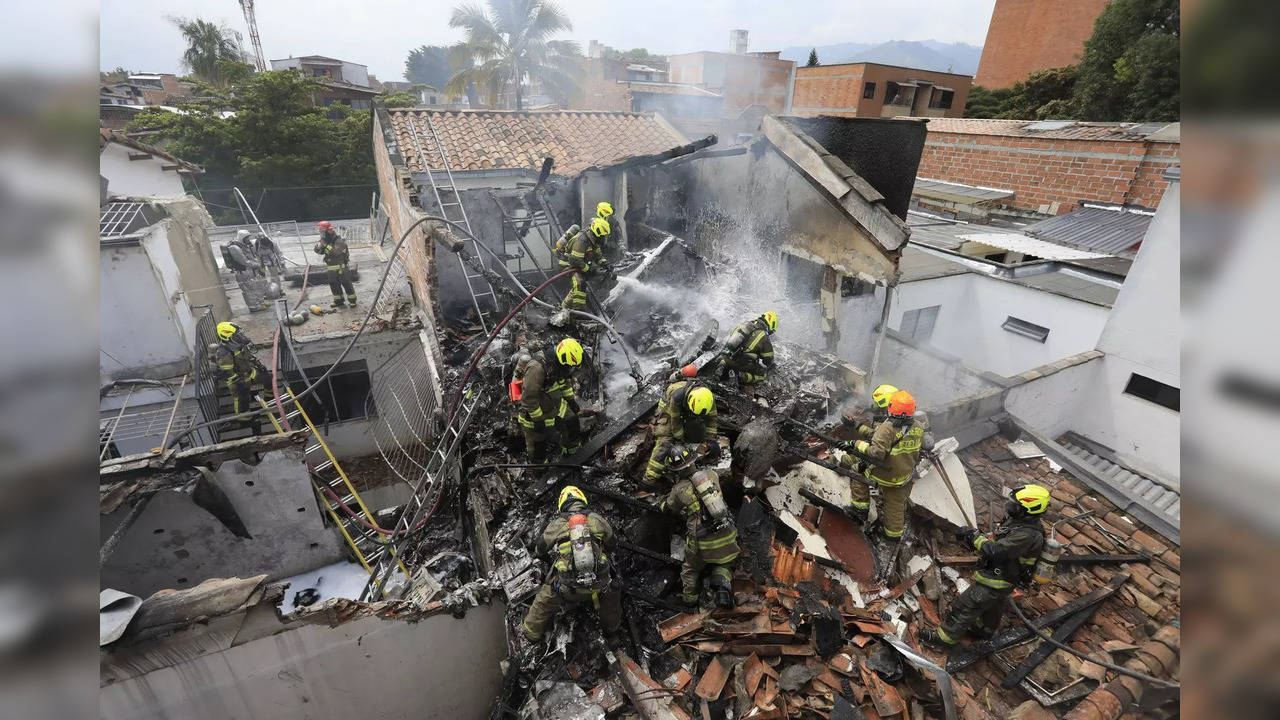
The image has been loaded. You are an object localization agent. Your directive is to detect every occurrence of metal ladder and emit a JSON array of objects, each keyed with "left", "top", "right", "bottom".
[
  {"left": 258, "top": 392, "right": 410, "bottom": 581},
  {"left": 360, "top": 390, "right": 484, "bottom": 601},
  {"left": 405, "top": 114, "right": 498, "bottom": 332}
]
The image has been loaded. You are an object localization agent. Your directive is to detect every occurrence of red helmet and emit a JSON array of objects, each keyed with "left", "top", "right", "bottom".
[
  {"left": 887, "top": 390, "right": 916, "bottom": 418},
  {"left": 316, "top": 221, "right": 333, "bottom": 230}
]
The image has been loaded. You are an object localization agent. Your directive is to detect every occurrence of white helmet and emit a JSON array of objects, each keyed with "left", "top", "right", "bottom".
[{"left": 235, "top": 229, "right": 251, "bottom": 241}]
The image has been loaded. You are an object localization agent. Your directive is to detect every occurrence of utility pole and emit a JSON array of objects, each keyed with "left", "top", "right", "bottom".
[{"left": 240, "top": 0, "right": 267, "bottom": 73}]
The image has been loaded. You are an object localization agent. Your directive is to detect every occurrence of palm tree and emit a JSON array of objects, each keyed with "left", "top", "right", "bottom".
[
  {"left": 171, "top": 17, "right": 245, "bottom": 88},
  {"left": 445, "top": 0, "right": 582, "bottom": 110}
]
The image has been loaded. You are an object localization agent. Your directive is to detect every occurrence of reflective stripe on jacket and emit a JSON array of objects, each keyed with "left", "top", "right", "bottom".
[
  {"left": 655, "top": 381, "right": 717, "bottom": 442},
  {"left": 971, "top": 516, "right": 1046, "bottom": 590},
  {"left": 856, "top": 418, "right": 926, "bottom": 486}
]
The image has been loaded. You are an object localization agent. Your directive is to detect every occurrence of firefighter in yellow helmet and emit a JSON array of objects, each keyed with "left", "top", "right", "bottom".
[
  {"left": 521, "top": 485, "right": 622, "bottom": 646},
  {"left": 643, "top": 381, "right": 718, "bottom": 487},
  {"left": 213, "top": 322, "right": 267, "bottom": 434},
  {"left": 921, "top": 484, "right": 1049, "bottom": 649},
  {"left": 840, "top": 383, "right": 899, "bottom": 431},
  {"left": 660, "top": 448, "right": 740, "bottom": 609},
  {"left": 716, "top": 311, "right": 778, "bottom": 395},
  {"left": 839, "top": 389, "right": 928, "bottom": 538},
  {"left": 314, "top": 221, "right": 356, "bottom": 308},
  {"left": 554, "top": 218, "right": 613, "bottom": 313},
  {"left": 515, "top": 338, "right": 585, "bottom": 461}
]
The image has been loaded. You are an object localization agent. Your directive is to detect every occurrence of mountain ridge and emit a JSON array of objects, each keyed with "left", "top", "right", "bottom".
[{"left": 780, "top": 39, "right": 982, "bottom": 76}]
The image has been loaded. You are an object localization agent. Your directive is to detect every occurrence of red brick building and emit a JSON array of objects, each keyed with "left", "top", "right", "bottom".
[
  {"left": 915, "top": 118, "right": 1180, "bottom": 213},
  {"left": 974, "top": 0, "right": 1111, "bottom": 89},
  {"left": 792, "top": 63, "right": 971, "bottom": 119}
]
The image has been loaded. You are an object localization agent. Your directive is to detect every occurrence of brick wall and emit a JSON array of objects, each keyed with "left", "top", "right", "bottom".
[
  {"left": 792, "top": 64, "right": 971, "bottom": 118},
  {"left": 917, "top": 131, "right": 1179, "bottom": 212},
  {"left": 974, "top": 0, "right": 1111, "bottom": 89}
]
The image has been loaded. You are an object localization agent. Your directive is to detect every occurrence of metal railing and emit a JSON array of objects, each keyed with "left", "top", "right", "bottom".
[{"left": 367, "top": 338, "right": 441, "bottom": 488}]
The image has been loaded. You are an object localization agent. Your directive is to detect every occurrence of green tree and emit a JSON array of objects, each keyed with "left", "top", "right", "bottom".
[
  {"left": 405, "top": 45, "right": 453, "bottom": 89},
  {"left": 445, "top": 0, "right": 583, "bottom": 109},
  {"left": 963, "top": 85, "right": 1011, "bottom": 118},
  {"left": 1072, "top": 0, "right": 1179, "bottom": 121},
  {"left": 170, "top": 17, "right": 246, "bottom": 88},
  {"left": 126, "top": 70, "right": 375, "bottom": 222},
  {"left": 806, "top": 49, "right": 819, "bottom": 67},
  {"left": 1001, "top": 66, "right": 1079, "bottom": 119},
  {"left": 383, "top": 90, "right": 420, "bottom": 107}
]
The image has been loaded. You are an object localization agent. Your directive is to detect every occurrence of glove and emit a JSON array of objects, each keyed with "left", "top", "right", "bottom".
[
  {"left": 706, "top": 439, "right": 723, "bottom": 459},
  {"left": 954, "top": 527, "right": 979, "bottom": 546}
]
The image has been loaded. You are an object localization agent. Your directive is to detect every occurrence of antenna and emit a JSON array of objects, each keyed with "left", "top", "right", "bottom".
[{"left": 239, "top": 0, "right": 267, "bottom": 72}]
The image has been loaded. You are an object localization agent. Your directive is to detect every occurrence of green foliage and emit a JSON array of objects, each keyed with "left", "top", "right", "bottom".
[
  {"left": 446, "top": 0, "right": 583, "bottom": 109},
  {"left": 101, "top": 67, "right": 132, "bottom": 82},
  {"left": 806, "top": 49, "right": 819, "bottom": 67},
  {"left": 383, "top": 90, "right": 420, "bottom": 108},
  {"left": 602, "top": 47, "right": 663, "bottom": 65},
  {"left": 405, "top": 45, "right": 452, "bottom": 89},
  {"left": 126, "top": 70, "right": 375, "bottom": 222},
  {"left": 170, "top": 17, "right": 245, "bottom": 88},
  {"left": 1072, "top": 0, "right": 1179, "bottom": 121},
  {"left": 1182, "top": 0, "right": 1280, "bottom": 114}
]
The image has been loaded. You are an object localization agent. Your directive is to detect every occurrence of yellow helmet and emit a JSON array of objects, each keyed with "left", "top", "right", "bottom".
[
  {"left": 687, "top": 385, "right": 714, "bottom": 415},
  {"left": 556, "top": 337, "right": 584, "bottom": 366},
  {"left": 558, "top": 485, "right": 588, "bottom": 510},
  {"left": 589, "top": 217, "right": 611, "bottom": 238},
  {"left": 217, "top": 321, "right": 238, "bottom": 341},
  {"left": 872, "top": 384, "right": 900, "bottom": 409},
  {"left": 1012, "top": 484, "right": 1051, "bottom": 515},
  {"left": 596, "top": 201, "right": 614, "bottom": 218},
  {"left": 761, "top": 311, "right": 778, "bottom": 332}
]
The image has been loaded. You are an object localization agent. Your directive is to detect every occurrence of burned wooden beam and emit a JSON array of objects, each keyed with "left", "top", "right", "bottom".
[{"left": 1001, "top": 598, "right": 1109, "bottom": 689}]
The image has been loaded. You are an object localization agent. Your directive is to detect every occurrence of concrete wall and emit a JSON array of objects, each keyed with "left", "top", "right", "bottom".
[
  {"left": 100, "top": 450, "right": 346, "bottom": 598},
  {"left": 917, "top": 131, "right": 1180, "bottom": 214},
  {"left": 975, "top": 0, "right": 1111, "bottom": 89},
  {"left": 873, "top": 330, "right": 1003, "bottom": 413},
  {"left": 101, "top": 141, "right": 186, "bottom": 198},
  {"left": 100, "top": 601, "right": 509, "bottom": 720},
  {"left": 889, "top": 272, "right": 1110, "bottom": 377},
  {"left": 100, "top": 231, "right": 193, "bottom": 380}
]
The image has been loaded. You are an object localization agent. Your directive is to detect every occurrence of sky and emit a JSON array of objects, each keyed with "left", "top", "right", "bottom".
[{"left": 100, "top": 0, "right": 996, "bottom": 81}]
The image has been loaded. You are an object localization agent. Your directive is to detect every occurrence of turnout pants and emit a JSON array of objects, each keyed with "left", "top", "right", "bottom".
[
  {"left": 644, "top": 430, "right": 675, "bottom": 485},
  {"left": 327, "top": 264, "right": 357, "bottom": 306},
  {"left": 561, "top": 271, "right": 588, "bottom": 310},
  {"left": 938, "top": 583, "right": 1008, "bottom": 644},
  {"left": 850, "top": 478, "right": 915, "bottom": 538},
  {"left": 681, "top": 536, "right": 738, "bottom": 604},
  {"left": 521, "top": 582, "right": 622, "bottom": 641}
]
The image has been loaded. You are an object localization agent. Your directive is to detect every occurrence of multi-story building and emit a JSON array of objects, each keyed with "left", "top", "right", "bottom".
[
  {"left": 792, "top": 62, "right": 972, "bottom": 119},
  {"left": 974, "top": 0, "right": 1112, "bottom": 89},
  {"left": 666, "top": 49, "right": 795, "bottom": 119},
  {"left": 270, "top": 55, "right": 382, "bottom": 111}
]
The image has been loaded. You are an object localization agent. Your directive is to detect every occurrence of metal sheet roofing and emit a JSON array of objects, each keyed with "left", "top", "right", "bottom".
[
  {"left": 1060, "top": 434, "right": 1179, "bottom": 541},
  {"left": 913, "top": 177, "right": 1013, "bottom": 204},
  {"left": 1024, "top": 206, "right": 1153, "bottom": 255},
  {"left": 956, "top": 232, "right": 1110, "bottom": 261},
  {"left": 914, "top": 117, "right": 1180, "bottom": 142}
]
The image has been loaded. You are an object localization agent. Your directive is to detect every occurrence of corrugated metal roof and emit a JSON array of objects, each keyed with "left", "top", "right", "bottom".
[
  {"left": 1024, "top": 207, "right": 1153, "bottom": 255},
  {"left": 913, "top": 177, "right": 1013, "bottom": 204},
  {"left": 956, "top": 232, "right": 1110, "bottom": 261},
  {"left": 1059, "top": 435, "right": 1179, "bottom": 542}
]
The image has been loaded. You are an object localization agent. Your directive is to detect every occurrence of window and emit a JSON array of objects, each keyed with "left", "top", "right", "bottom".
[
  {"left": 298, "top": 360, "right": 376, "bottom": 422},
  {"left": 351, "top": 99, "right": 371, "bottom": 110},
  {"left": 885, "top": 82, "right": 913, "bottom": 105},
  {"left": 930, "top": 89, "right": 954, "bottom": 109},
  {"left": 1002, "top": 316, "right": 1050, "bottom": 343},
  {"left": 899, "top": 305, "right": 939, "bottom": 341},
  {"left": 1124, "top": 374, "right": 1180, "bottom": 412},
  {"left": 862, "top": 82, "right": 876, "bottom": 99},
  {"left": 841, "top": 276, "right": 873, "bottom": 297}
]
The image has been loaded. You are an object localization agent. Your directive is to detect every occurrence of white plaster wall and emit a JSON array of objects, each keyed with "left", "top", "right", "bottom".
[
  {"left": 889, "top": 273, "right": 1110, "bottom": 378},
  {"left": 100, "top": 601, "right": 510, "bottom": 720},
  {"left": 100, "top": 142, "right": 185, "bottom": 198},
  {"left": 100, "top": 239, "right": 191, "bottom": 379},
  {"left": 340, "top": 60, "right": 370, "bottom": 87},
  {"left": 140, "top": 224, "right": 198, "bottom": 354}
]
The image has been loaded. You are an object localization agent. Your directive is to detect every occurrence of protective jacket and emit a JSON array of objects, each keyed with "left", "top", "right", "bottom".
[
  {"left": 853, "top": 416, "right": 927, "bottom": 486},
  {"left": 970, "top": 513, "right": 1046, "bottom": 591},
  {"left": 314, "top": 230, "right": 350, "bottom": 267},
  {"left": 538, "top": 510, "right": 614, "bottom": 595},
  {"left": 215, "top": 336, "right": 259, "bottom": 387},
  {"left": 723, "top": 318, "right": 775, "bottom": 379},
  {"left": 516, "top": 350, "right": 576, "bottom": 431},
  {"left": 663, "top": 473, "right": 740, "bottom": 565},
  {"left": 654, "top": 381, "right": 718, "bottom": 442},
  {"left": 555, "top": 227, "right": 605, "bottom": 274}
]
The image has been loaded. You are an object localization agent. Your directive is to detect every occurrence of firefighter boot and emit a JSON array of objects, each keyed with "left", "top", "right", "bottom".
[{"left": 919, "top": 628, "right": 955, "bottom": 651}]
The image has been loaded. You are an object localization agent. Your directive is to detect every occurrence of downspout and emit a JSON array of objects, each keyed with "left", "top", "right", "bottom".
[{"left": 868, "top": 283, "right": 895, "bottom": 381}]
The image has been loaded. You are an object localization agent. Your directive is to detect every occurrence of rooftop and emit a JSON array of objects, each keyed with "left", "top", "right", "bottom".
[
  {"left": 99, "top": 128, "right": 203, "bottom": 175},
  {"left": 1024, "top": 205, "right": 1154, "bottom": 256},
  {"left": 387, "top": 109, "right": 689, "bottom": 175},
  {"left": 913, "top": 118, "right": 1180, "bottom": 143},
  {"left": 623, "top": 80, "right": 722, "bottom": 97}
]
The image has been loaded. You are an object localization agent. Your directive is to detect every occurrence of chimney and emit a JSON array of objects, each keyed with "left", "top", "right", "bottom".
[{"left": 731, "top": 29, "right": 748, "bottom": 54}]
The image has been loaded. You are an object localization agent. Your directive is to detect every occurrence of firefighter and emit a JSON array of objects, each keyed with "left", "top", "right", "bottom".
[
  {"left": 223, "top": 231, "right": 269, "bottom": 311},
  {"left": 661, "top": 447, "right": 740, "bottom": 609},
  {"left": 314, "top": 221, "right": 357, "bottom": 308},
  {"left": 555, "top": 217, "right": 612, "bottom": 313},
  {"left": 643, "top": 380, "right": 718, "bottom": 487},
  {"left": 521, "top": 486, "right": 623, "bottom": 646},
  {"left": 594, "top": 201, "right": 619, "bottom": 238},
  {"left": 516, "top": 338, "right": 585, "bottom": 461},
  {"left": 716, "top": 311, "right": 778, "bottom": 395},
  {"left": 214, "top": 322, "right": 266, "bottom": 433},
  {"left": 921, "top": 484, "right": 1050, "bottom": 649},
  {"left": 839, "top": 389, "right": 927, "bottom": 539},
  {"left": 839, "top": 383, "right": 899, "bottom": 432}
]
